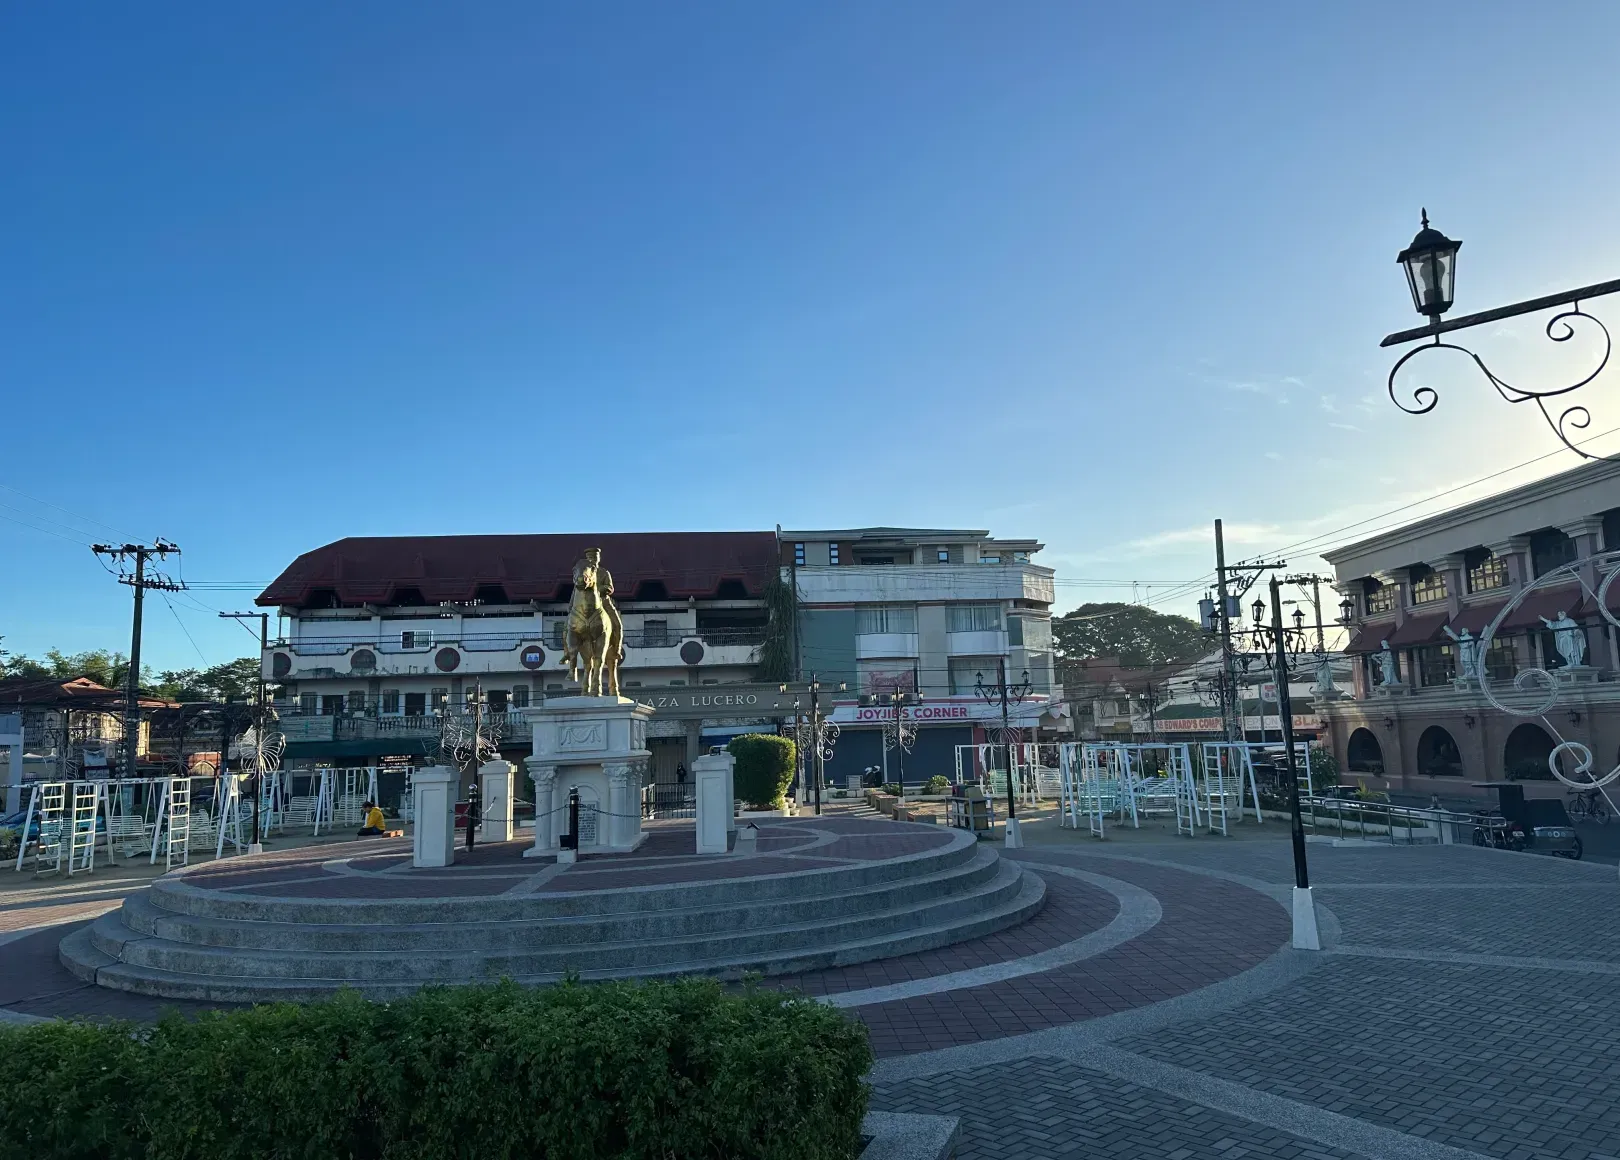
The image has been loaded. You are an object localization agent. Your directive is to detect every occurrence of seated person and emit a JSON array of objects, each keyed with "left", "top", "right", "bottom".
[{"left": 358, "top": 801, "right": 387, "bottom": 837}]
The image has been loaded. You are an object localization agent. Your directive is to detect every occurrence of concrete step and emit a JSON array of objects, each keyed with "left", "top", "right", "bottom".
[
  {"left": 89, "top": 859, "right": 1030, "bottom": 983},
  {"left": 123, "top": 845, "right": 1006, "bottom": 952},
  {"left": 146, "top": 825, "right": 982, "bottom": 926},
  {"left": 66, "top": 869, "right": 1047, "bottom": 1003}
]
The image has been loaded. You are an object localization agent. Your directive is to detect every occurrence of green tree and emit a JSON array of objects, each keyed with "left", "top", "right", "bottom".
[{"left": 1053, "top": 603, "right": 1209, "bottom": 668}]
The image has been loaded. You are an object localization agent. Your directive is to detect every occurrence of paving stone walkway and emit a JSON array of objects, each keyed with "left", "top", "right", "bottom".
[{"left": 4, "top": 809, "right": 1619, "bottom": 1159}]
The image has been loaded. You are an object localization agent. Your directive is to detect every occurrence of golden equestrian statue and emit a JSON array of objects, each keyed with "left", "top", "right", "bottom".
[{"left": 560, "top": 547, "right": 625, "bottom": 697}]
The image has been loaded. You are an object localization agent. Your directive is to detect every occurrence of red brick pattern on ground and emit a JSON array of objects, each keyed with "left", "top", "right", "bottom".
[
  {"left": 847, "top": 850, "right": 1287, "bottom": 1058},
  {"left": 771, "top": 871, "right": 1118, "bottom": 996}
]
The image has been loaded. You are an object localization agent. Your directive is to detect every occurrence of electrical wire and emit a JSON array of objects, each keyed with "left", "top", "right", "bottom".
[{"left": 161, "top": 594, "right": 211, "bottom": 666}]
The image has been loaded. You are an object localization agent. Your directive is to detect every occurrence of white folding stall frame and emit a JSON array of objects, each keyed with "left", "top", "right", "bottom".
[
  {"left": 149, "top": 777, "right": 194, "bottom": 870},
  {"left": 214, "top": 774, "right": 248, "bottom": 859},
  {"left": 1197, "top": 742, "right": 1266, "bottom": 835}
]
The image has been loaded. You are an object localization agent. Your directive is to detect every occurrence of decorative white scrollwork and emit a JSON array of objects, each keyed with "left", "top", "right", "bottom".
[{"left": 1477, "top": 551, "right": 1620, "bottom": 790}]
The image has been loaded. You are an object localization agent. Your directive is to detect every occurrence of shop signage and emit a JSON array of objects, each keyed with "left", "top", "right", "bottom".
[
  {"left": 615, "top": 684, "right": 792, "bottom": 719},
  {"left": 827, "top": 698, "right": 1049, "bottom": 726}
]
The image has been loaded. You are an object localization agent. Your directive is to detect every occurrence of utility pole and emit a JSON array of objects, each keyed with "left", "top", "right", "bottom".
[
  {"left": 91, "top": 541, "right": 182, "bottom": 779},
  {"left": 1213, "top": 520, "right": 1239, "bottom": 744},
  {"left": 220, "top": 612, "right": 269, "bottom": 850}
]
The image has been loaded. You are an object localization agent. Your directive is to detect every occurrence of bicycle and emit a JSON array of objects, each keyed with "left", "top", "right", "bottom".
[{"left": 1567, "top": 788, "right": 1610, "bottom": 825}]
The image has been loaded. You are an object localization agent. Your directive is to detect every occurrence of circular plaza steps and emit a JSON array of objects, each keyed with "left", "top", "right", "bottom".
[{"left": 60, "top": 818, "right": 1046, "bottom": 1003}]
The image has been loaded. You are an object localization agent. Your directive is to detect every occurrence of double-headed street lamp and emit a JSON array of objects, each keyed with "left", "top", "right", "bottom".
[
  {"left": 975, "top": 659, "right": 1034, "bottom": 848},
  {"left": 1382, "top": 209, "right": 1619, "bottom": 459}
]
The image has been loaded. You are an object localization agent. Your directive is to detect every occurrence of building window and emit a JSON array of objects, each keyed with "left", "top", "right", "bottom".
[
  {"left": 1414, "top": 643, "right": 1455, "bottom": 687},
  {"left": 948, "top": 603, "right": 1002, "bottom": 632},
  {"left": 1465, "top": 549, "right": 1508, "bottom": 594},
  {"left": 948, "top": 658, "right": 995, "bottom": 695},
  {"left": 1025, "top": 651, "right": 1051, "bottom": 691},
  {"left": 320, "top": 694, "right": 344, "bottom": 716},
  {"left": 1484, "top": 639, "right": 1516, "bottom": 682},
  {"left": 828, "top": 544, "right": 840, "bottom": 565},
  {"left": 348, "top": 690, "right": 367, "bottom": 714},
  {"left": 487, "top": 689, "right": 508, "bottom": 713},
  {"left": 858, "top": 555, "right": 895, "bottom": 565},
  {"left": 1013, "top": 551, "right": 1030, "bottom": 563},
  {"left": 380, "top": 690, "right": 400, "bottom": 715},
  {"left": 792, "top": 542, "right": 806, "bottom": 566},
  {"left": 431, "top": 688, "right": 448, "bottom": 713},
  {"left": 404, "top": 692, "right": 426, "bottom": 716},
  {"left": 511, "top": 685, "right": 529, "bottom": 708},
  {"left": 856, "top": 605, "right": 917, "bottom": 634},
  {"left": 1603, "top": 509, "right": 1620, "bottom": 552},
  {"left": 300, "top": 692, "right": 318, "bottom": 714},
  {"left": 979, "top": 552, "right": 1001, "bottom": 564},
  {"left": 545, "top": 682, "right": 564, "bottom": 692},
  {"left": 1409, "top": 565, "right": 1447, "bottom": 605},
  {"left": 642, "top": 619, "right": 670, "bottom": 647},
  {"left": 400, "top": 630, "right": 432, "bottom": 650},
  {"left": 1530, "top": 528, "right": 1577, "bottom": 578},
  {"left": 937, "top": 548, "right": 950, "bottom": 563},
  {"left": 547, "top": 621, "right": 565, "bottom": 649},
  {"left": 1364, "top": 578, "right": 1395, "bottom": 616}
]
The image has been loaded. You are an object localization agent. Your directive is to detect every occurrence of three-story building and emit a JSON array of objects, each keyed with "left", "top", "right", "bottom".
[{"left": 1323, "top": 457, "right": 1620, "bottom": 798}]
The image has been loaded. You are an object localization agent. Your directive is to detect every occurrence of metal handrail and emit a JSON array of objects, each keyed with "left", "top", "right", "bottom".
[{"left": 1302, "top": 795, "right": 1494, "bottom": 844}]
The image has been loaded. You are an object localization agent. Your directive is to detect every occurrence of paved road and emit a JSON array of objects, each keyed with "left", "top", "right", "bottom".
[{"left": 6, "top": 810, "right": 1620, "bottom": 1158}]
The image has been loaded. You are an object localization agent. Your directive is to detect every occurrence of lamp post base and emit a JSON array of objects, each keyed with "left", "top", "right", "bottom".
[
  {"left": 1003, "top": 818, "right": 1024, "bottom": 849},
  {"left": 247, "top": 843, "right": 264, "bottom": 856},
  {"left": 1291, "top": 885, "right": 1321, "bottom": 950}
]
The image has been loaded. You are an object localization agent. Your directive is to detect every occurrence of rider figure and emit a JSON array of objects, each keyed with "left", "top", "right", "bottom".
[{"left": 571, "top": 547, "right": 625, "bottom": 664}]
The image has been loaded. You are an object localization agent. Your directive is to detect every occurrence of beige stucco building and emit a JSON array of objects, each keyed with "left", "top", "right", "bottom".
[{"left": 1322, "top": 458, "right": 1620, "bottom": 801}]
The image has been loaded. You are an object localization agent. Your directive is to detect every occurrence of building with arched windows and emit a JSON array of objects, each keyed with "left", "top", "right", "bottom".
[{"left": 1322, "top": 458, "right": 1620, "bottom": 800}]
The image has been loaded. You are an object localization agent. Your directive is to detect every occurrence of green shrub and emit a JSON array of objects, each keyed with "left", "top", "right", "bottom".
[
  {"left": 728, "top": 733, "right": 797, "bottom": 809},
  {"left": 924, "top": 775, "right": 950, "bottom": 795},
  {"left": 1507, "top": 758, "right": 1553, "bottom": 781},
  {"left": 881, "top": 783, "right": 901, "bottom": 797},
  {"left": 0, "top": 979, "right": 871, "bottom": 1160},
  {"left": 1307, "top": 746, "right": 1338, "bottom": 792}
]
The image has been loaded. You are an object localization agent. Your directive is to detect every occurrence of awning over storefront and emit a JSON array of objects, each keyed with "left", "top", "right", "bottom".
[
  {"left": 1450, "top": 598, "right": 1509, "bottom": 635},
  {"left": 1344, "top": 622, "right": 1396, "bottom": 654},
  {"left": 1500, "top": 586, "right": 1588, "bottom": 631},
  {"left": 1387, "top": 611, "right": 1449, "bottom": 646}
]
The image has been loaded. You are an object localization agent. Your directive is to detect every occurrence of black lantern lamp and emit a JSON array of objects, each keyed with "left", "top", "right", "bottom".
[
  {"left": 1251, "top": 597, "right": 1266, "bottom": 626},
  {"left": 1292, "top": 608, "right": 1306, "bottom": 633},
  {"left": 1397, "top": 209, "right": 1462, "bottom": 318},
  {"left": 1338, "top": 594, "right": 1356, "bottom": 624}
]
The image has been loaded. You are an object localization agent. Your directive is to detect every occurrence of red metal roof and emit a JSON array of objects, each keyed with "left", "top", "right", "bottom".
[
  {"left": 1344, "top": 622, "right": 1395, "bottom": 654},
  {"left": 256, "top": 532, "right": 781, "bottom": 609}
]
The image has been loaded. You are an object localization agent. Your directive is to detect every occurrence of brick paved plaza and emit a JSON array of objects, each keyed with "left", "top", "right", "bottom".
[{"left": 4, "top": 808, "right": 1619, "bottom": 1159}]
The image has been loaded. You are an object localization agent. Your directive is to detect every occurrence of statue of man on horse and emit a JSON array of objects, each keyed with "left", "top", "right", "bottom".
[{"left": 560, "top": 547, "right": 625, "bottom": 697}]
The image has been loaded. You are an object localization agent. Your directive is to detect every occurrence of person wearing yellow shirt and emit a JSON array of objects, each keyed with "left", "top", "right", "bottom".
[{"left": 358, "top": 801, "right": 387, "bottom": 837}]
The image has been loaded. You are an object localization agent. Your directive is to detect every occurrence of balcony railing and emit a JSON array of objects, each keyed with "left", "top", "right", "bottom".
[
  {"left": 275, "top": 711, "right": 534, "bottom": 744},
  {"left": 271, "top": 628, "right": 766, "bottom": 652}
]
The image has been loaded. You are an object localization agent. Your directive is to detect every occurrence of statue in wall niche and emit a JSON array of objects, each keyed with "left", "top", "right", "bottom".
[
  {"left": 1539, "top": 610, "right": 1587, "bottom": 669},
  {"left": 561, "top": 547, "right": 625, "bottom": 697},
  {"left": 1442, "top": 625, "right": 1483, "bottom": 682},
  {"left": 1312, "top": 653, "right": 1337, "bottom": 694},
  {"left": 1376, "top": 640, "right": 1399, "bottom": 686}
]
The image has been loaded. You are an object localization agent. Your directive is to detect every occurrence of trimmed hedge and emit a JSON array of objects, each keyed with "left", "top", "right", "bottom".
[
  {"left": 0, "top": 978, "right": 872, "bottom": 1160},
  {"left": 729, "top": 733, "right": 797, "bottom": 809}
]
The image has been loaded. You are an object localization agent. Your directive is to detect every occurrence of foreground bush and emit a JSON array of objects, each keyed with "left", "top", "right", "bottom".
[
  {"left": 729, "top": 733, "right": 797, "bottom": 809},
  {"left": 0, "top": 978, "right": 872, "bottom": 1160}
]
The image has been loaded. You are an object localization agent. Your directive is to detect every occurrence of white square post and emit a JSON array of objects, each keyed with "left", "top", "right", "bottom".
[
  {"left": 694, "top": 752, "right": 735, "bottom": 854},
  {"left": 478, "top": 759, "right": 515, "bottom": 843},
  {"left": 411, "top": 765, "right": 459, "bottom": 868}
]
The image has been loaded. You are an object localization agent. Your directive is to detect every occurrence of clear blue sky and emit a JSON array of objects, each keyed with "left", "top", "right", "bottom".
[{"left": 4, "top": 2, "right": 1620, "bottom": 670}]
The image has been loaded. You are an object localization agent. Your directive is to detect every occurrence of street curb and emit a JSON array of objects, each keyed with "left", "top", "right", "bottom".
[{"left": 860, "top": 1111, "right": 960, "bottom": 1159}]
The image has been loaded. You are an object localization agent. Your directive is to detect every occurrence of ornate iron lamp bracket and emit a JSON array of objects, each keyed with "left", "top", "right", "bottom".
[{"left": 1383, "top": 277, "right": 1620, "bottom": 461}]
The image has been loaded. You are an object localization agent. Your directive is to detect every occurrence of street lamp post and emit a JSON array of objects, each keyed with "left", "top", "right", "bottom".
[
  {"left": 975, "top": 659, "right": 1034, "bottom": 848},
  {"left": 884, "top": 690, "right": 920, "bottom": 802},
  {"left": 1248, "top": 579, "right": 1320, "bottom": 950}
]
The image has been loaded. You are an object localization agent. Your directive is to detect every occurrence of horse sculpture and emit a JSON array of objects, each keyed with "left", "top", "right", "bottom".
[{"left": 560, "top": 549, "right": 623, "bottom": 697}]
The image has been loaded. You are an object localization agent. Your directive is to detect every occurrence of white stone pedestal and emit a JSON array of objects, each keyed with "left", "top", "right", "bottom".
[
  {"left": 694, "top": 752, "right": 735, "bottom": 854},
  {"left": 412, "top": 765, "right": 459, "bottom": 868},
  {"left": 523, "top": 696, "right": 654, "bottom": 858},
  {"left": 479, "top": 759, "right": 515, "bottom": 843},
  {"left": 1554, "top": 665, "right": 1598, "bottom": 686}
]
